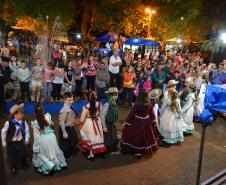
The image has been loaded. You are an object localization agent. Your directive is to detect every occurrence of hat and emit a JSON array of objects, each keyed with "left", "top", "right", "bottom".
[
  {"left": 184, "top": 77, "right": 193, "bottom": 86},
  {"left": 105, "top": 87, "right": 119, "bottom": 94},
  {"left": 149, "top": 89, "right": 162, "bottom": 99},
  {"left": 167, "top": 80, "right": 179, "bottom": 87},
  {"left": 10, "top": 103, "right": 24, "bottom": 115}
]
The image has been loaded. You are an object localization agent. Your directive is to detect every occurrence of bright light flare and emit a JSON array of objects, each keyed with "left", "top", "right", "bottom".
[
  {"left": 145, "top": 8, "right": 150, "bottom": 14},
  {"left": 176, "top": 38, "right": 182, "bottom": 43},
  {"left": 220, "top": 33, "right": 226, "bottom": 43},
  {"left": 76, "top": 34, "right": 81, "bottom": 39},
  {"left": 145, "top": 8, "right": 156, "bottom": 15}
]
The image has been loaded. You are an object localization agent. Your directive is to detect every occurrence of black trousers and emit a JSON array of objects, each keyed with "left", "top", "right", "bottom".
[
  {"left": 86, "top": 76, "right": 96, "bottom": 91},
  {"left": 59, "top": 126, "right": 78, "bottom": 158},
  {"left": 109, "top": 72, "right": 121, "bottom": 89},
  {"left": 7, "top": 141, "right": 27, "bottom": 170},
  {"left": 96, "top": 86, "right": 107, "bottom": 101},
  {"left": 104, "top": 121, "right": 118, "bottom": 148},
  {"left": 0, "top": 83, "right": 6, "bottom": 114},
  {"left": 52, "top": 83, "right": 62, "bottom": 100},
  {"left": 20, "top": 82, "right": 30, "bottom": 100},
  {"left": 75, "top": 78, "right": 83, "bottom": 98}
]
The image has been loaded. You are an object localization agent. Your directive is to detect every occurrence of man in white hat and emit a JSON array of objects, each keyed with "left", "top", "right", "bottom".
[{"left": 1, "top": 103, "right": 30, "bottom": 175}]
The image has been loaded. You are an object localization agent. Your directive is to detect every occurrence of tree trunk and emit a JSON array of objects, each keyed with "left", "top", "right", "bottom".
[{"left": 81, "top": 0, "right": 97, "bottom": 41}]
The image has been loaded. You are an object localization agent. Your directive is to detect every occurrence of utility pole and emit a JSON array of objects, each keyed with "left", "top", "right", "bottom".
[{"left": 0, "top": 135, "right": 7, "bottom": 185}]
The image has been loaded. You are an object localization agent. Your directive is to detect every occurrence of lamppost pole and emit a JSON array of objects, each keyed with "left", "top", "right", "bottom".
[
  {"left": 46, "top": 15, "right": 49, "bottom": 62},
  {"left": 0, "top": 135, "right": 7, "bottom": 185},
  {"left": 148, "top": 16, "right": 151, "bottom": 38}
]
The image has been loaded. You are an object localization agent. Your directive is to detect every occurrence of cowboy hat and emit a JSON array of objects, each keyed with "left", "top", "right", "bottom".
[
  {"left": 184, "top": 77, "right": 194, "bottom": 86},
  {"left": 10, "top": 103, "right": 24, "bottom": 115},
  {"left": 105, "top": 87, "right": 119, "bottom": 94},
  {"left": 167, "top": 80, "right": 179, "bottom": 87},
  {"left": 149, "top": 89, "right": 162, "bottom": 99}
]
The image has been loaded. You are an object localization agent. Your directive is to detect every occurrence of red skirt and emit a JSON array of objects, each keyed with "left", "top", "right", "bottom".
[{"left": 121, "top": 115, "right": 159, "bottom": 155}]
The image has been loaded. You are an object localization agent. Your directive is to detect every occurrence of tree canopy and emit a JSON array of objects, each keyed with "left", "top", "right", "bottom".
[{"left": 1, "top": 0, "right": 226, "bottom": 42}]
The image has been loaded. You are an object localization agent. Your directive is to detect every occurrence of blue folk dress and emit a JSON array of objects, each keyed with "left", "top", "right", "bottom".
[{"left": 32, "top": 113, "right": 67, "bottom": 175}]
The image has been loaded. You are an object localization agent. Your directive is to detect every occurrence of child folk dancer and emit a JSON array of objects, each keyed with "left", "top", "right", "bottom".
[
  {"left": 149, "top": 88, "right": 162, "bottom": 126},
  {"left": 1, "top": 104, "right": 30, "bottom": 175},
  {"left": 194, "top": 75, "right": 209, "bottom": 117},
  {"left": 159, "top": 80, "right": 184, "bottom": 144},
  {"left": 79, "top": 91, "right": 107, "bottom": 160},
  {"left": 180, "top": 77, "right": 196, "bottom": 135},
  {"left": 59, "top": 92, "right": 78, "bottom": 158},
  {"left": 32, "top": 104, "right": 67, "bottom": 175},
  {"left": 102, "top": 87, "right": 119, "bottom": 153},
  {"left": 121, "top": 89, "right": 161, "bottom": 159}
]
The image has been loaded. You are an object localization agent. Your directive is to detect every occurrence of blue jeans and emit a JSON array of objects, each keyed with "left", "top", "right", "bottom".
[
  {"left": 44, "top": 82, "right": 52, "bottom": 99},
  {"left": 122, "top": 88, "right": 134, "bottom": 107}
]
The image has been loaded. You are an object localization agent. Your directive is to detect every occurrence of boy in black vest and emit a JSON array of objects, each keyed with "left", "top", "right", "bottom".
[{"left": 1, "top": 103, "right": 30, "bottom": 175}]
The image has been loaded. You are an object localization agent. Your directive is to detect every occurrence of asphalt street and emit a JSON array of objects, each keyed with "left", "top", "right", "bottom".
[{"left": 1, "top": 109, "right": 226, "bottom": 185}]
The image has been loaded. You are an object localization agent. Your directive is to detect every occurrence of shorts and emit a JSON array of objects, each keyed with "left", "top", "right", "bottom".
[{"left": 32, "top": 80, "right": 42, "bottom": 87}]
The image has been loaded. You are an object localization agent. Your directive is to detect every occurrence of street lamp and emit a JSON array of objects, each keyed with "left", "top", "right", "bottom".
[
  {"left": 145, "top": 8, "right": 156, "bottom": 38},
  {"left": 76, "top": 34, "right": 81, "bottom": 39},
  {"left": 46, "top": 15, "right": 49, "bottom": 62},
  {"left": 220, "top": 33, "right": 226, "bottom": 43},
  {"left": 176, "top": 38, "right": 182, "bottom": 44}
]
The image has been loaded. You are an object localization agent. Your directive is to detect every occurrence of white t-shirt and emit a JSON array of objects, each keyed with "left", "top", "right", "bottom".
[
  {"left": 109, "top": 55, "right": 122, "bottom": 74},
  {"left": 53, "top": 67, "right": 64, "bottom": 84}
]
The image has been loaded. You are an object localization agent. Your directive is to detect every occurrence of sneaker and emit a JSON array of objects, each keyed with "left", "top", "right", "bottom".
[
  {"left": 127, "top": 106, "right": 133, "bottom": 110},
  {"left": 133, "top": 153, "right": 142, "bottom": 159},
  {"left": 159, "top": 140, "right": 170, "bottom": 148},
  {"left": 102, "top": 153, "right": 110, "bottom": 159},
  {"left": 87, "top": 155, "right": 95, "bottom": 161},
  {"left": 11, "top": 168, "right": 17, "bottom": 176}
]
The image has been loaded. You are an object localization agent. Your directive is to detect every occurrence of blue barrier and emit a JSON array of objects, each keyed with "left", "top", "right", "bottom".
[{"left": 6, "top": 98, "right": 109, "bottom": 115}]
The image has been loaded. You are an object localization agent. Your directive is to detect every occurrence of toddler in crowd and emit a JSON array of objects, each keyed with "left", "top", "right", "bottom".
[
  {"left": 143, "top": 77, "right": 152, "bottom": 93},
  {"left": 31, "top": 58, "right": 44, "bottom": 102},
  {"left": 43, "top": 62, "right": 55, "bottom": 102},
  {"left": 18, "top": 60, "right": 31, "bottom": 102}
]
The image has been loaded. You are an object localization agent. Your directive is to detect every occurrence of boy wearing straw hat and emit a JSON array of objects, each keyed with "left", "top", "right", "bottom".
[
  {"left": 102, "top": 87, "right": 119, "bottom": 153},
  {"left": 1, "top": 103, "right": 30, "bottom": 175}
]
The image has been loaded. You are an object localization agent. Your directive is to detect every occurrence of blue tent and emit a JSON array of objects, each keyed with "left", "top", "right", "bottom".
[
  {"left": 122, "top": 38, "right": 160, "bottom": 46},
  {"left": 95, "top": 34, "right": 117, "bottom": 43}
]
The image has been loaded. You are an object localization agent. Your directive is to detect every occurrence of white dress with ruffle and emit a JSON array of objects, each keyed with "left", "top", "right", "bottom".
[
  {"left": 181, "top": 93, "right": 195, "bottom": 134},
  {"left": 32, "top": 113, "right": 67, "bottom": 175},
  {"left": 159, "top": 98, "right": 184, "bottom": 144}
]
